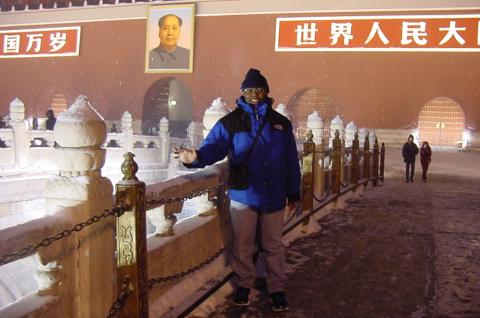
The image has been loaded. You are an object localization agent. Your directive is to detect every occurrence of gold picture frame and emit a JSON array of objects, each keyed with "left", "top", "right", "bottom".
[{"left": 145, "top": 3, "right": 195, "bottom": 73}]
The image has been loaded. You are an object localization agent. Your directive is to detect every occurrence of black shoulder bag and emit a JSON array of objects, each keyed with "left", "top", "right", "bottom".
[{"left": 228, "top": 120, "right": 267, "bottom": 190}]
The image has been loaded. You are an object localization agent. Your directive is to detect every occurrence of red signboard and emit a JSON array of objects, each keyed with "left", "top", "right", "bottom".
[
  {"left": 0, "top": 26, "right": 81, "bottom": 58},
  {"left": 275, "top": 14, "right": 480, "bottom": 52}
]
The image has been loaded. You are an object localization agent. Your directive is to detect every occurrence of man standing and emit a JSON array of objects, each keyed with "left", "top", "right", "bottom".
[
  {"left": 176, "top": 69, "right": 301, "bottom": 312},
  {"left": 402, "top": 134, "right": 419, "bottom": 183},
  {"left": 149, "top": 14, "right": 190, "bottom": 69}
]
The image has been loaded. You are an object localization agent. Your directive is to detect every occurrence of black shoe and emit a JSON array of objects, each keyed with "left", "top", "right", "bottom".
[
  {"left": 410, "top": 178, "right": 414, "bottom": 183},
  {"left": 271, "top": 291, "right": 289, "bottom": 312},
  {"left": 406, "top": 180, "right": 409, "bottom": 183},
  {"left": 233, "top": 287, "right": 250, "bottom": 307}
]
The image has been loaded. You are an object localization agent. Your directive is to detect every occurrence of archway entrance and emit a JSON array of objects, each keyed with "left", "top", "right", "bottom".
[
  {"left": 142, "top": 78, "right": 193, "bottom": 137},
  {"left": 287, "top": 88, "right": 337, "bottom": 139},
  {"left": 49, "top": 92, "right": 68, "bottom": 116},
  {"left": 418, "top": 97, "right": 465, "bottom": 146}
]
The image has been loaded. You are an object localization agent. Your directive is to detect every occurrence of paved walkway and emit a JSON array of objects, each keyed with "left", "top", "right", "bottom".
[{"left": 211, "top": 151, "right": 480, "bottom": 317}]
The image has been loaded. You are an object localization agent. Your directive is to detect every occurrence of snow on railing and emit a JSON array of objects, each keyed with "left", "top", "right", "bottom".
[
  {"left": 0, "top": 98, "right": 173, "bottom": 171},
  {"left": 29, "top": 129, "right": 55, "bottom": 147},
  {"left": 0, "top": 128, "right": 14, "bottom": 148},
  {"left": 0, "top": 96, "right": 388, "bottom": 317}
]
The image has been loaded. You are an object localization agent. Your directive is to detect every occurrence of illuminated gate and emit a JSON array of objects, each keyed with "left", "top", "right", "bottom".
[
  {"left": 49, "top": 93, "right": 68, "bottom": 116},
  {"left": 418, "top": 97, "right": 465, "bottom": 146}
]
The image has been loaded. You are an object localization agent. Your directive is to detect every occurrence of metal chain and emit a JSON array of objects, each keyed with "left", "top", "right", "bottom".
[
  {"left": 146, "top": 183, "right": 226, "bottom": 207},
  {"left": 0, "top": 205, "right": 129, "bottom": 267},
  {"left": 107, "top": 276, "right": 133, "bottom": 318},
  {"left": 148, "top": 247, "right": 226, "bottom": 289}
]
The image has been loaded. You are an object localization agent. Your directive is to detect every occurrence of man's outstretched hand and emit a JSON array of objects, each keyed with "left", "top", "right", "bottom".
[{"left": 174, "top": 147, "right": 197, "bottom": 164}]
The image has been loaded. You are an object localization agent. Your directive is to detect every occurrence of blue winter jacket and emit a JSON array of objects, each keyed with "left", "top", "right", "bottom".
[{"left": 185, "top": 97, "right": 301, "bottom": 213}]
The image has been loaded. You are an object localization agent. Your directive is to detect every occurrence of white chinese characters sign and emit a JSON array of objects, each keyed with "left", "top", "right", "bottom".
[
  {"left": 0, "top": 26, "right": 81, "bottom": 58},
  {"left": 275, "top": 14, "right": 480, "bottom": 52}
]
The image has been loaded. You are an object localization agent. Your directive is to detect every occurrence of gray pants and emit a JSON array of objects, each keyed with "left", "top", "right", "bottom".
[{"left": 230, "top": 200, "right": 286, "bottom": 293}]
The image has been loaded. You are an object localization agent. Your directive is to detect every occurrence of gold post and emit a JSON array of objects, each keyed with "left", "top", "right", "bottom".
[
  {"left": 340, "top": 138, "right": 345, "bottom": 186},
  {"left": 363, "top": 134, "right": 370, "bottom": 185},
  {"left": 373, "top": 137, "right": 379, "bottom": 186},
  {"left": 331, "top": 130, "right": 341, "bottom": 194},
  {"left": 301, "top": 130, "right": 315, "bottom": 230},
  {"left": 115, "top": 152, "right": 148, "bottom": 318},
  {"left": 351, "top": 132, "right": 359, "bottom": 184},
  {"left": 380, "top": 142, "right": 386, "bottom": 181},
  {"left": 315, "top": 140, "right": 325, "bottom": 198}
]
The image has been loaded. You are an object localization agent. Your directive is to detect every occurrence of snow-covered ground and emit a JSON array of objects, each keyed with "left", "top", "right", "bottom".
[{"left": 210, "top": 149, "right": 480, "bottom": 317}]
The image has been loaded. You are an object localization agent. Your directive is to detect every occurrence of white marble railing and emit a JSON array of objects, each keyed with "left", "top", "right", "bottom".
[
  {"left": 0, "top": 128, "right": 14, "bottom": 147},
  {"left": 0, "top": 96, "right": 383, "bottom": 317},
  {"left": 29, "top": 129, "right": 55, "bottom": 147},
  {"left": 0, "top": 118, "right": 175, "bottom": 172}
]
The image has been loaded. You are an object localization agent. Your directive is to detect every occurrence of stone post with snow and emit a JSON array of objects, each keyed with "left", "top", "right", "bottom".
[
  {"left": 329, "top": 115, "right": 344, "bottom": 148},
  {"left": 42, "top": 96, "right": 115, "bottom": 317},
  {"left": 187, "top": 121, "right": 204, "bottom": 149},
  {"left": 159, "top": 116, "right": 170, "bottom": 166},
  {"left": 358, "top": 128, "right": 368, "bottom": 147},
  {"left": 369, "top": 129, "right": 377, "bottom": 150},
  {"left": 307, "top": 111, "right": 324, "bottom": 145},
  {"left": 203, "top": 97, "right": 229, "bottom": 138},
  {"left": 344, "top": 121, "right": 357, "bottom": 184},
  {"left": 9, "top": 98, "right": 29, "bottom": 168},
  {"left": 307, "top": 111, "right": 325, "bottom": 198},
  {"left": 345, "top": 121, "right": 357, "bottom": 148},
  {"left": 187, "top": 121, "right": 196, "bottom": 147},
  {"left": 275, "top": 103, "right": 291, "bottom": 121},
  {"left": 120, "top": 111, "right": 133, "bottom": 152},
  {"left": 358, "top": 128, "right": 368, "bottom": 169}
]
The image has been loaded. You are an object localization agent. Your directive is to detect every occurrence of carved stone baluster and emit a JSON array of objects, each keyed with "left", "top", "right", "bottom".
[
  {"left": 196, "top": 193, "right": 216, "bottom": 217},
  {"left": 307, "top": 111, "right": 324, "bottom": 145},
  {"left": 10, "top": 98, "right": 29, "bottom": 168},
  {"left": 329, "top": 115, "right": 344, "bottom": 148},
  {"left": 203, "top": 97, "right": 229, "bottom": 138},
  {"left": 159, "top": 117, "right": 170, "bottom": 165},
  {"left": 34, "top": 254, "right": 62, "bottom": 296},
  {"left": 44, "top": 95, "right": 114, "bottom": 317},
  {"left": 147, "top": 200, "right": 183, "bottom": 236}
]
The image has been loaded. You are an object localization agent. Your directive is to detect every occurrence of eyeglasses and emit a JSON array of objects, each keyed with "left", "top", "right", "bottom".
[{"left": 241, "top": 88, "right": 266, "bottom": 94}]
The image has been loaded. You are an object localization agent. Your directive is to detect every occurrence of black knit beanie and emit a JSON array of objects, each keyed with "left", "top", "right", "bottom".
[{"left": 240, "top": 68, "right": 270, "bottom": 93}]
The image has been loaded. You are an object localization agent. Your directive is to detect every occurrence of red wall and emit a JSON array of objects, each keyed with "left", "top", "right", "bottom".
[{"left": 1, "top": 10, "right": 479, "bottom": 129}]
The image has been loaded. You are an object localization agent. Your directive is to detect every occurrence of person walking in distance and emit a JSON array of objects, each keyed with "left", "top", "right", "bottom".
[
  {"left": 45, "top": 109, "right": 56, "bottom": 131},
  {"left": 402, "top": 134, "right": 419, "bottom": 183},
  {"left": 420, "top": 141, "right": 432, "bottom": 182},
  {"left": 175, "top": 68, "right": 301, "bottom": 312}
]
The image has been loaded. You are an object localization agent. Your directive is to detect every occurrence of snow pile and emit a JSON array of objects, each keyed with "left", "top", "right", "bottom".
[
  {"left": 275, "top": 103, "right": 291, "bottom": 120},
  {"left": 9, "top": 98, "right": 25, "bottom": 122},
  {"left": 205, "top": 97, "right": 229, "bottom": 116},
  {"left": 57, "top": 95, "right": 104, "bottom": 123},
  {"left": 346, "top": 121, "right": 357, "bottom": 132},
  {"left": 331, "top": 115, "right": 343, "bottom": 125},
  {"left": 307, "top": 111, "right": 323, "bottom": 128},
  {"left": 54, "top": 95, "right": 107, "bottom": 148}
]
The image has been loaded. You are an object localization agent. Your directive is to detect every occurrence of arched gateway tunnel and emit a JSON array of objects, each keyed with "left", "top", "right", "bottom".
[{"left": 1, "top": 1, "right": 480, "bottom": 318}]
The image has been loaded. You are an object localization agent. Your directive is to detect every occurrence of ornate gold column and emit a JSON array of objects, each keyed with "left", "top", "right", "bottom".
[
  {"left": 115, "top": 152, "right": 148, "bottom": 318},
  {"left": 331, "top": 130, "right": 341, "bottom": 194},
  {"left": 301, "top": 130, "right": 315, "bottom": 229}
]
